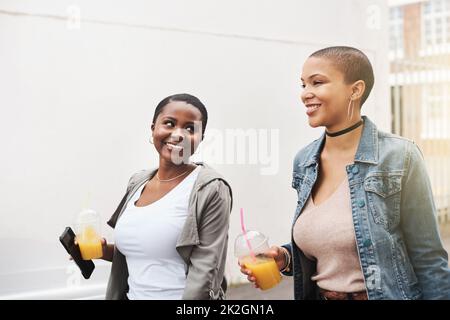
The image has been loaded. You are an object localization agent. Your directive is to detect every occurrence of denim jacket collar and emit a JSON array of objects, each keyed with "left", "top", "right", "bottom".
[
  {"left": 354, "top": 116, "right": 379, "bottom": 165},
  {"left": 299, "top": 115, "right": 379, "bottom": 168}
]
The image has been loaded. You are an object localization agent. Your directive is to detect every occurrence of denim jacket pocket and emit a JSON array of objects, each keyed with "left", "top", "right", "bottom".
[
  {"left": 364, "top": 173, "right": 403, "bottom": 230},
  {"left": 392, "top": 237, "right": 422, "bottom": 299}
]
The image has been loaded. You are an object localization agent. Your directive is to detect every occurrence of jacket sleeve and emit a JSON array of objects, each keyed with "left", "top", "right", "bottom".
[
  {"left": 400, "top": 142, "right": 450, "bottom": 299},
  {"left": 182, "top": 180, "right": 232, "bottom": 299}
]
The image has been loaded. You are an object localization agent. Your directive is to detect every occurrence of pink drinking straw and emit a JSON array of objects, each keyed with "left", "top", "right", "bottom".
[{"left": 240, "top": 208, "right": 257, "bottom": 262}]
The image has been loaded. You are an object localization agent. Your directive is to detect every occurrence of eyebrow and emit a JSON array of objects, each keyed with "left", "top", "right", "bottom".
[
  {"left": 300, "top": 73, "right": 323, "bottom": 82},
  {"left": 161, "top": 116, "right": 196, "bottom": 124},
  {"left": 161, "top": 116, "right": 176, "bottom": 121}
]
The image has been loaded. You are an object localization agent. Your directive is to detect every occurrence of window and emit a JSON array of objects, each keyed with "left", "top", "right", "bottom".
[
  {"left": 421, "top": 0, "right": 450, "bottom": 50},
  {"left": 421, "top": 84, "right": 450, "bottom": 139},
  {"left": 424, "top": 1, "right": 432, "bottom": 14},
  {"left": 447, "top": 17, "right": 450, "bottom": 43},
  {"left": 389, "top": 7, "right": 404, "bottom": 57},
  {"left": 425, "top": 20, "right": 433, "bottom": 45}
]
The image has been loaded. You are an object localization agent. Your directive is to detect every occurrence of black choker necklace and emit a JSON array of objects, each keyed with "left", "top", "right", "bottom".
[{"left": 325, "top": 119, "right": 364, "bottom": 137}]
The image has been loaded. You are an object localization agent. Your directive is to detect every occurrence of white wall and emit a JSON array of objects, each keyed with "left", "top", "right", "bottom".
[{"left": 0, "top": 0, "right": 389, "bottom": 299}]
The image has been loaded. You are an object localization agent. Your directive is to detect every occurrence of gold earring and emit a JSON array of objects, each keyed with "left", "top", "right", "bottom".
[{"left": 347, "top": 98, "right": 355, "bottom": 120}]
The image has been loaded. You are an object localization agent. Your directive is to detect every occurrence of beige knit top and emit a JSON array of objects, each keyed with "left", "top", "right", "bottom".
[{"left": 293, "top": 178, "right": 366, "bottom": 293}]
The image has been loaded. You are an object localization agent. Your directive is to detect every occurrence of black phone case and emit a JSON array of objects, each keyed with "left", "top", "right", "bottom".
[{"left": 59, "top": 226, "right": 95, "bottom": 279}]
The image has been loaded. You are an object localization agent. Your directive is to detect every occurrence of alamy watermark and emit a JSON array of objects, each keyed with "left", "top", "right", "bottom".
[
  {"left": 167, "top": 123, "right": 280, "bottom": 175},
  {"left": 366, "top": 4, "right": 381, "bottom": 30},
  {"left": 366, "top": 265, "right": 382, "bottom": 290}
]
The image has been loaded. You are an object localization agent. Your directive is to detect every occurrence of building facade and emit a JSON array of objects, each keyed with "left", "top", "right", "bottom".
[{"left": 390, "top": 0, "right": 450, "bottom": 223}]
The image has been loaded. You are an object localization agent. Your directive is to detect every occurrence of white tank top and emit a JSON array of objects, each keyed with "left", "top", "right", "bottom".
[{"left": 114, "top": 166, "right": 200, "bottom": 299}]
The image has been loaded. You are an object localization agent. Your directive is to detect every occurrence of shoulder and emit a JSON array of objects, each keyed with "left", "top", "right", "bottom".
[
  {"left": 126, "top": 169, "right": 155, "bottom": 191},
  {"left": 200, "top": 179, "right": 232, "bottom": 202},
  {"left": 195, "top": 163, "right": 232, "bottom": 192},
  {"left": 377, "top": 130, "right": 422, "bottom": 160},
  {"left": 378, "top": 130, "right": 414, "bottom": 146},
  {"left": 373, "top": 130, "right": 427, "bottom": 176},
  {"left": 194, "top": 163, "right": 233, "bottom": 208}
]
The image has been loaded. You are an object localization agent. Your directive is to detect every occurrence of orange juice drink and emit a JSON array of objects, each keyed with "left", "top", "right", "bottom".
[
  {"left": 242, "top": 256, "right": 281, "bottom": 290},
  {"left": 77, "top": 225, "right": 103, "bottom": 260}
]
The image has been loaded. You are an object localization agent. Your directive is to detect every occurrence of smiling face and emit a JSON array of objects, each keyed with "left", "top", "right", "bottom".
[
  {"left": 151, "top": 101, "right": 203, "bottom": 165},
  {"left": 301, "top": 57, "right": 357, "bottom": 130}
]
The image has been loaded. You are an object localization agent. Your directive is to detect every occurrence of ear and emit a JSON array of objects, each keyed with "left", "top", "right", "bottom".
[
  {"left": 351, "top": 80, "right": 366, "bottom": 101},
  {"left": 151, "top": 123, "right": 155, "bottom": 131}
]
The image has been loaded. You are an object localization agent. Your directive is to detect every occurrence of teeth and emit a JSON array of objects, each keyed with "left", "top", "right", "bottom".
[
  {"left": 166, "top": 142, "right": 183, "bottom": 150},
  {"left": 307, "top": 104, "right": 321, "bottom": 111}
]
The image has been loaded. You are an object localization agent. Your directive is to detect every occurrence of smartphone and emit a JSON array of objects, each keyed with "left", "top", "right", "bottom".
[{"left": 59, "top": 226, "right": 95, "bottom": 279}]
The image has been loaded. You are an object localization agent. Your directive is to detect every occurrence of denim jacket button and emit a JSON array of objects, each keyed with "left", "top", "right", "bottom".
[
  {"left": 363, "top": 239, "right": 372, "bottom": 247},
  {"left": 352, "top": 166, "right": 359, "bottom": 174},
  {"left": 357, "top": 199, "right": 365, "bottom": 208}
]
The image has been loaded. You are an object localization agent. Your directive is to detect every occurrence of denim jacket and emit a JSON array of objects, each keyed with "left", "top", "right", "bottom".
[{"left": 283, "top": 116, "right": 450, "bottom": 300}]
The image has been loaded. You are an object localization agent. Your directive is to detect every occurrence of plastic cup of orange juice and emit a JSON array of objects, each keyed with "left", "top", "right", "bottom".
[
  {"left": 234, "top": 230, "right": 281, "bottom": 290},
  {"left": 75, "top": 209, "right": 103, "bottom": 260}
]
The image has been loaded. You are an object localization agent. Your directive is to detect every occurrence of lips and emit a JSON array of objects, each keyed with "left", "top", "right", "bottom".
[{"left": 305, "top": 103, "right": 321, "bottom": 116}]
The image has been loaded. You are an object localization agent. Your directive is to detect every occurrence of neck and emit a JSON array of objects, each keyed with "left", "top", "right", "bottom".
[
  {"left": 157, "top": 159, "right": 193, "bottom": 180},
  {"left": 324, "top": 119, "right": 364, "bottom": 153}
]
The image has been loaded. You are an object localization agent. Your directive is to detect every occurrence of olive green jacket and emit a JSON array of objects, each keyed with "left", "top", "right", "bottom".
[{"left": 105, "top": 163, "right": 232, "bottom": 300}]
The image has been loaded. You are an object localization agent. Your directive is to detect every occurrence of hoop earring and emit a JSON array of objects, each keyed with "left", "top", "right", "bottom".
[{"left": 347, "top": 98, "right": 355, "bottom": 121}]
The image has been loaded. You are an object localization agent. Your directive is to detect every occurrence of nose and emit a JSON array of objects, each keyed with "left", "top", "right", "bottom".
[
  {"left": 170, "top": 128, "right": 185, "bottom": 142},
  {"left": 301, "top": 89, "right": 314, "bottom": 104}
]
